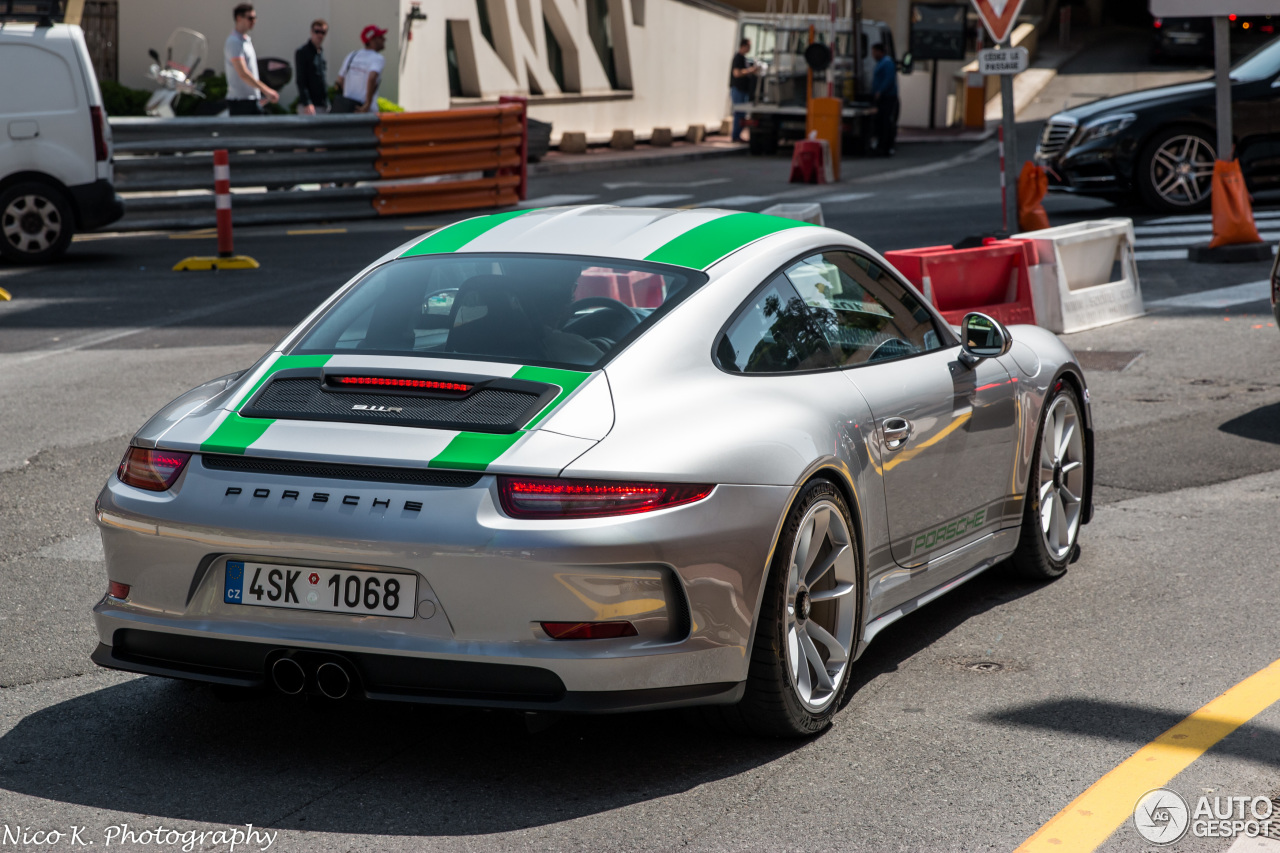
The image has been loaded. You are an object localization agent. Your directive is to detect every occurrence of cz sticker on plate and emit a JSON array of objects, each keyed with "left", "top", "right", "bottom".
[{"left": 224, "top": 560, "right": 417, "bottom": 618}]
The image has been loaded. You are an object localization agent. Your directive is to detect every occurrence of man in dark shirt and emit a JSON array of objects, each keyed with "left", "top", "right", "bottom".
[
  {"left": 730, "top": 38, "right": 760, "bottom": 143},
  {"left": 870, "top": 42, "right": 898, "bottom": 156},
  {"left": 295, "top": 18, "right": 329, "bottom": 114}
]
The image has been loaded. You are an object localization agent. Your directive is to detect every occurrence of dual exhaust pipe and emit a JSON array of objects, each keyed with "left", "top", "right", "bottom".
[{"left": 270, "top": 656, "right": 353, "bottom": 699}]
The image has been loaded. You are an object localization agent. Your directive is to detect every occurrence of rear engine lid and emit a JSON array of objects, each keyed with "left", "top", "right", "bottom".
[{"left": 151, "top": 354, "right": 612, "bottom": 475}]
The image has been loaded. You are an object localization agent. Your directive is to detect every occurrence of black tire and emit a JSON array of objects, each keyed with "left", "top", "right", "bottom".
[
  {"left": 1009, "top": 384, "right": 1087, "bottom": 581},
  {"left": 714, "top": 479, "right": 858, "bottom": 737},
  {"left": 0, "top": 181, "right": 75, "bottom": 264},
  {"left": 1136, "top": 126, "right": 1216, "bottom": 214}
]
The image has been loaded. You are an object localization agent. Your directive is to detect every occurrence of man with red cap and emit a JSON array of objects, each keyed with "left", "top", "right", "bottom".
[{"left": 334, "top": 25, "right": 387, "bottom": 113}]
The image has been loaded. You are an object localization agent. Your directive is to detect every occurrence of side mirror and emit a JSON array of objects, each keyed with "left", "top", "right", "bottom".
[
  {"left": 959, "top": 312, "right": 1011, "bottom": 366},
  {"left": 899, "top": 52, "right": 913, "bottom": 75},
  {"left": 149, "top": 48, "right": 161, "bottom": 64}
]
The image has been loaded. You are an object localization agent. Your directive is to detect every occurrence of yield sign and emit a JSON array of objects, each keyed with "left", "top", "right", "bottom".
[{"left": 971, "top": 0, "right": 1028, "bottom": 45}]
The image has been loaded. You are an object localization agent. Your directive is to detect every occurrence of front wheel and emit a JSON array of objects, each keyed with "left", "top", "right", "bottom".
[
  {"left": 1136, "top": 127, "right": 1216, "bottom": 214},
  {"left": 0, "top": 182, "right": 75, "bottom": 264},
  {"left": 723, "top": 479, "right": 859, "bottom": 737},
  {"left": 1009, "top": 385, "right": 1088, "bottom": 580}
]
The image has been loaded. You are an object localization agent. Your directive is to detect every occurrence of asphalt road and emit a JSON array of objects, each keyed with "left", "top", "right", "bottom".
[{"left": 2, "top": 31, "right": 1280, "bottom": 853}]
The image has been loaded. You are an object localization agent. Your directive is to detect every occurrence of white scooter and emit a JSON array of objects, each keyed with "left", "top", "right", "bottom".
[{"left": 145, "top": 28, "right": 208, "bottom": 117}]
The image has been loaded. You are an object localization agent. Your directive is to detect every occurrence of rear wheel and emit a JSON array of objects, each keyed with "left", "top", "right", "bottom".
[
  {"left": 722, "top": 480, "right": 859, "bottom": 737},
  {"left": 1009, "top": 385, "right": 1087, "bottom": 580},
  {"left": 0, "top": 182, "right": 74, "bottom": 264}
]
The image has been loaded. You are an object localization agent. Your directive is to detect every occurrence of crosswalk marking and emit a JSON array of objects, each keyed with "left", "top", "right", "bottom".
[
  {"left": 1147, "top": 279, "right": 1271, "bottom": 309},
  {"left": 612, "top": 194, "right": 694, "bottom": 207},
  {"left": 518, "top": 194, "right": 598, "bottom": 207},
  {"left": 1133, "top": 209, "right": 1280, "bottom": 262},
  {"left": 701, "top": 194, "right": 776, "bottom": 208},
  {"left": 1147, "top": 209, "right": 1280, "bottom": 225},
  {"left": 811, "top": 192, "right": 876, "bottom": 204}
]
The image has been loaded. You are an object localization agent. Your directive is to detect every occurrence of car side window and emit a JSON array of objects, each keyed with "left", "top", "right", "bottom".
[
  {"left": 783, "top": 251, "right": 943, "bottom": 367},
  {"left": 716, "top": 273, "right": 837, "bottom": 373}
]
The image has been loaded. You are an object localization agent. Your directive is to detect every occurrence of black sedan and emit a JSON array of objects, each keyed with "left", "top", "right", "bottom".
[{"left": 1036, "top": 36, "right": 1280, "bottom": 213}]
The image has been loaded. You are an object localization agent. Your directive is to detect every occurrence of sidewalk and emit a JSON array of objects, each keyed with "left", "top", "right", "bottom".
[{"left": 530, "top": 138, "right": 747, "bottom": 176}]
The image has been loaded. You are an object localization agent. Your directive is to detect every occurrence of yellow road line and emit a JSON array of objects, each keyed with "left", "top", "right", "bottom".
[
  {"left": 0, "top": 286, "right": 11, "bottom": 301},
  {"left": 168, "top": 228, "right": 218, "bottom": 240},
  {"left": 287, "top": 228, "right": 347, "bottom": 235},
  {"left": 1015, "top": 657, "right": 1280, "bottom": 853}
]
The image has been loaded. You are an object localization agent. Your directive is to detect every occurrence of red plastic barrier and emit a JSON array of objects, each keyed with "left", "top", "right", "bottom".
[
  {"left": 789, "top": 140, "right": 826, "bottom": 184},
  {"left": 883, "top": 238, "right": 1038, "bottom": 326},
  {"left": 575, "top": 268, "right": 666, "bottom": 307}
]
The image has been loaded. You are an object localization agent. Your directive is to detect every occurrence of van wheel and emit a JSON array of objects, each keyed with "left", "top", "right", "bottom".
[{"left": 0, "top": 182, "right": 75, "bottom": 264}]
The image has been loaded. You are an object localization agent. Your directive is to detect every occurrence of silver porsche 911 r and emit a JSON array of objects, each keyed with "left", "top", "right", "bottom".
[{"left": 92, "top": 206, "right": 1093, "bottom": 737}]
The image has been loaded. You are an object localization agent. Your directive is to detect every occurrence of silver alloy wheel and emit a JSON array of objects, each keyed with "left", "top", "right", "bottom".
[
  {"left": 2, "top": 194, "right": 63, "bottom": 255},
  {"left": 785, "top": 499, "right": 857, "bottom": 712},
  {"left": 1038, "top": 394, "right": 1086, "bottom": 561},
  {"left": 1149, "top": 134, "right": 1215, "bottom": 208}
]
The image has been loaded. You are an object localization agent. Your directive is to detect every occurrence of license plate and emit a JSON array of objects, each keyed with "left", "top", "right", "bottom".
[{"left": 223, "top": 561, "right": 417, "bottom": 618}]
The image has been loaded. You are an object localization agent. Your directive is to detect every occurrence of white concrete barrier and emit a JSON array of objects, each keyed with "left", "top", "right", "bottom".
[
  {"left": 761, "top": 202, "right": 825, "bottom": 226},
  {"left": 1013, "top": 218, "right": 1145, "bottom": 334}
]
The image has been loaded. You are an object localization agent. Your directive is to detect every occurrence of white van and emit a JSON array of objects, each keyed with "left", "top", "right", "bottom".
[{"left": 0, "top": 20, "right": 123, "bottom": 263}]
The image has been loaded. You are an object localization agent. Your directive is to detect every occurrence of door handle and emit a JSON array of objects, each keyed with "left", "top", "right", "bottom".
[{"left": 882, "top": 416, "right": 912, "bottom": 450}]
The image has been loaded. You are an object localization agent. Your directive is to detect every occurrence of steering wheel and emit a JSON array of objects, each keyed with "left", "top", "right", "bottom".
[{"left": 560, "top": 296, "right": 641, "bottom": 339}]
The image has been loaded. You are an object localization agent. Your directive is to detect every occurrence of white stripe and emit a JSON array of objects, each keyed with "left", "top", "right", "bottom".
[
  {"left": 215, "top": 195, "right": 232, "bottom": 210},
  {"left": 1134, "top": 223, "right": 1216, "bottom": 235},
  {"left": 611, "top": 194, "right": 693, "bottom": 207},
  {"left": 1147, "top": 209, "right": 1280, "bottom": 225},
  {"left": 1147, "top": 279, "right": 1271, "bottom": 309},
  {"left": 701, "top": 195, "right": 774, "bottom": 208},
  {"left": 249, "top": 420, "right": 460, "bottom": 464},
  {"left": 1135, "top": 249, "right": 1189, "bottom": 261},
  {"left": 1137, "top": 229, "right": 1280, "bottom": 248},
  {"left": 460, "top": 206, "right": 734, "bottom": 260},
  {"left": 518, "top": 194, "right": 597, "bottom": 208},
  {"left": 811, "top": 192, "right": 875, "bottom": 204},
  {"left": 213, "top": 164, "right": 231, "bottom": 181}
]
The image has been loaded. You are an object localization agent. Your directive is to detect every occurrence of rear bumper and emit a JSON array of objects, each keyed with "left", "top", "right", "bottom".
[
  {"left": 68, "top": 178, "right": 124, "bottom": 230},
  {"left": 91, "top": 635, "right": 745, "bottom": 712},
  {"left": 92, "top": 461, "right": 790, "bottom": 706}
]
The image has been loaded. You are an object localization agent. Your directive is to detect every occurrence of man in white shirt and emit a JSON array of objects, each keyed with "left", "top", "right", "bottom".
[
  {"left": 224, "top": 3, "right": 278, "bottom": 115},
  {"left": 335, "top": 25, "right": 387, "bottom": 114}
]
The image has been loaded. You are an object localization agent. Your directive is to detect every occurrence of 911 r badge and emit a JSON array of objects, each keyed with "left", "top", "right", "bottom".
[{"left": 352, "top": 404, "right": 403, "bottom": 413}]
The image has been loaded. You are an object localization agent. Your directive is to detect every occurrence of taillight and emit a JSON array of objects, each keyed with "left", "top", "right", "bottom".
[
  {"left": 541, "top": 621, "right": 638, "bottom": 640},
  {"left": 89, "top": 105, "right": 108, "bottom": 162},
  {"left": 117, "top": 447, "right": 192, "bottom": 491},
  {"left": 1153, "top": 17, "right": 1162, "bottom": 27},
  {"left": 107, "top": 581, "right": 130, "bottom": 600},
  {"left": 497, "top": 476, "right": 713, "bottom": 519}
]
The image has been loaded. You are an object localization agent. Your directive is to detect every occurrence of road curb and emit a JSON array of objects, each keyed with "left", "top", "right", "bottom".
[{"left": 530, "top": 144, "right": 748, "bottom": 176}]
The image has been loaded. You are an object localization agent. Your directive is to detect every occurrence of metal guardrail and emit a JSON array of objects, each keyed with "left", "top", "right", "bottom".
[{"left": 109, "top": 104, "right": 528, "bottom": 231}]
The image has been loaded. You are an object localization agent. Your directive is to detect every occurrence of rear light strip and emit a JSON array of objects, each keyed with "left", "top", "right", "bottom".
[
  {"left": 332, "top": 376, "right": 472, "bottom": 392},
  {"left": 498, "top": 476, "right": 713, "bottom": 519},
  {"left": 541, "top": 621, "right": 638, "bottom": 640},
  {"left": 89, "top": 105, "right": 108, "bottom": 162}
]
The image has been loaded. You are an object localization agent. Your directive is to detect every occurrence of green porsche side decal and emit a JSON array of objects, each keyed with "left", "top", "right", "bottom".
[
  {"left": 643, "top": 211, "right": 816, "bottom": 270},
  {"left": 200, "top": 353, "right": 333, "bottom": 455},
  {"left": 399, "top": 208, "right": 541, "bottom": 257}
]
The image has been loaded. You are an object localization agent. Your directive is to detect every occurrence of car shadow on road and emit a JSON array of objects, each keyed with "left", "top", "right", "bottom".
[
  {"left": 1221, "top": 402, "right": 1280, "bottom": 445},
  {"left": 982, "top": 698, "right": 1280, "bottom": 770},
  {"left": 0, "top": 674, "right": 804, "bottom": 835}
]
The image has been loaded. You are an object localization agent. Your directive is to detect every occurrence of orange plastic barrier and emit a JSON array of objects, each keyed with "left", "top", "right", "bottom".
[
  {"left": 372, "top": 101, "right": 527, "bottom": 215},
  {"left": 883, "top": 238, "right": 1038, "bottom": 326},
  {"left": 1017, "top": 162, "right": 1050, "bottom": 232},
  {"left": 1208, "top": 159, "right": 1263, "bottom": 249}
]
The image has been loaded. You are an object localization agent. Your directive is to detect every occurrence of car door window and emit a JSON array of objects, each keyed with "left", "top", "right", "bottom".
[
  {"left": 716, "top": 273, "right": 837, "bottom": 373},
  {"left": 783, "top": 251, "right": 943, "bottom": 367}
]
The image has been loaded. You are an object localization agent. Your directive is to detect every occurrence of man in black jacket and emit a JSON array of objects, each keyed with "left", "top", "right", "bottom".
[{"left": 295, "top": 18, "right": 329, "bottom": 114}]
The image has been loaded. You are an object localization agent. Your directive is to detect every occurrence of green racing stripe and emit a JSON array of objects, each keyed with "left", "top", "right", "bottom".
[
  {"left": 200, "top": 354, "right": 332, "bottom": 455},
  {"left": 643, "top": 211, "right": 816, "bottom": 270},
  {"left": 400, "top": 209, "right": 541, "bottom": 257}
]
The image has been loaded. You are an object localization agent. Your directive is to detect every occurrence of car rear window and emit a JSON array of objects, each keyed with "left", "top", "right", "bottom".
[{"left": 291, "top": 254, "right": 707, "bottom": 370}]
